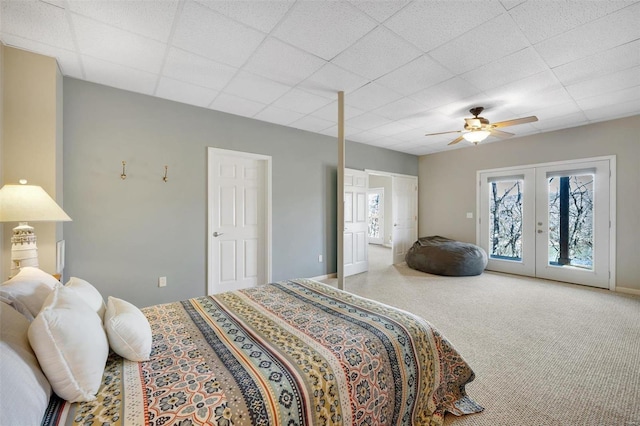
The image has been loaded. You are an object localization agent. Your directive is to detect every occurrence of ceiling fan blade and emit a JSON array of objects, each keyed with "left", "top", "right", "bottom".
[
  {"left": 492, "top": 116, "right": 538, "bottom": 128},
  {"left": 425, "top": 130, "right": 462, "bottom": 137},
  {"left": 447, "top": 135, "right": 464, "bottom": 146},
  {"left": 490, "top": 129, "right": 515, "bottom": 138}
]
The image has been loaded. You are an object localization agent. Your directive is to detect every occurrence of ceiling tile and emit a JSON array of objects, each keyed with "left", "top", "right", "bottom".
[
  {"left": 222, "top": 71, "right": 291, "bottom": 104},
  {"left": 535, "top": 3, "right": 640, "bottom": 67},
  {"left": 583, "top": 99, "right": 640, "bottom": 122},
  {"left": 500, "top": 0, "right": 526, "bottom": 11},
  {"left": 384, "top": 1, "right": 505, "bottom": 52},
  {"left": 392, "top": 127, "right": 433, "bottom": 143},
  {"left": 375, "top": 55, "right": 453, "bottom": 96},
  {"left": 349, "top": 0, "right": 410, "bottom": 23},
  {"left": 509, "top": 0, "right": 634, "bottom": 45},
  {"left": 552, "top": 40, "right": 640, "bottom": 86},
  {"left": 172, "top": 0, "right": 265, "bottom": 67},
  {"left": 345, "top": 82, "right": 404, "bottom": 110},
  {"left": 373, "top": 97, "right": 429, "bottom": 121},
  {"left": 311, "top": 101, "right": 365, "bottom": 122},
  {"left": 396, "top": 111, "right": 456, "bottom": 131},
  {"left": 532, "top": 111, "right": 588, "bottom": 132},
  {"left": 369, "top": 120, "right": 414, "bottom": 137},
  {"left": 290, "top": 115, "right": 334, "bottom": 132},
  {"left": 1, "top": 0, "right": 75, "bottom": 50},
  {"left": 410, "top": 77, "right": 481, "bottom": 109},
  {"left": 162, "top": 48, "right": 237, "bottom": 91},
  {"left": 194, "top": 0, "right": 294, "bottom": 33},
  {"left": 273, "top": 1, "right": 376, "bottom": 60},
  {"left": 346, "top": 112, "right": 393, "bottom": 131},
  {"left": 461, "top": 47, "right": 548, "bottom": 91},
  {"left": 507, "top": 87, "right": 575, "bottom": 115},
  {"left": 253, "top": 105, "right": 305, "bottom": 126},
  {"left": 332, "top": 26, "right": 422, "bottom": 80},
  {"left": 209, "top": 93, "right": 266, "bottom": 117},
  {"left": 243, "top": 37, "right": 326, "bottom": 86},
  {"left": 0, "top": 33, "right": 83, "bottom": 78},
  {"left": 73, "top": 15, "right": 166, "bottom": 74},
  {"left": 526, "top": 102, "right": 582, "bottom": 122},
  {"left": 67, "top": 0, "right": 179, "bottom": 42},
  {"left": 567, "top": 66, "right": 640, "bottom": 100},
  {"left": 299, "top": 63, "right": 369, "bottom": 99},
  {"left": 575, "top": 86, "right": 640, "bottom": 111},
  {"left": 430, "top": 14, "right": 531, "bottom": 74},
  {"left": 271, "top": 88, "right": 333, "bottom": 114},
  {"left": 155, "top": 77, "right": 218, "bottom": 107},
  {"left": 489, "top": 70, "right": 565, "bottom": 108},
  {"left": 82, "top": 55, "right": 157, "bottom": 95}
]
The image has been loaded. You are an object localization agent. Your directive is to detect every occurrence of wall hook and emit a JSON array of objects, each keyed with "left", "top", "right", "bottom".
[
  {"left": 163, "top": 165, "right": 168, "bottom": 182},
  {"left": 121, "top": 161, "right": 127, "bottom": 180}
]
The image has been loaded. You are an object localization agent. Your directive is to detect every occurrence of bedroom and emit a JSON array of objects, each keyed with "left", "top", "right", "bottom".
[{"left": 1, "top": 1, "right": 639, "bottom": 425}]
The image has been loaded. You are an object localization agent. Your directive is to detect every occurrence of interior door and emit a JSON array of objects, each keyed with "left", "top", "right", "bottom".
[
  {"left": 478, "top": 158, "right": 612, "bottom": 289},
  {"left": 392, "top": 176, "right": 418, "bottom": 264},
  {"left": 208, "top": 149, "right": 269, "bottom": 294},
  {"left": 344, "top": 168, "right": 369, "bottom": 276}
]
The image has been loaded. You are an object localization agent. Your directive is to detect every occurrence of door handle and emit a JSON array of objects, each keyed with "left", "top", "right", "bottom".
[{"left": 213, "top": 232, "right": 224, "bottom": 237}]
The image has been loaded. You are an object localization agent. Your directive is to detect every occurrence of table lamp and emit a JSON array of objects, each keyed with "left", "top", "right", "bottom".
[{"left": 0, "top": 179, "right": 72, "bottom": 277}]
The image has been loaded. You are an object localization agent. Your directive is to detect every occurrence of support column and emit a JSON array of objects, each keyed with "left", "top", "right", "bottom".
[{"left": 337, "top": 91, "right": 345, "bottom": 290}]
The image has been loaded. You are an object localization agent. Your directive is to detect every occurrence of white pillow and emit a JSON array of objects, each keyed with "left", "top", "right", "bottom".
[
  {"left": 28, "top": 286, "right": 109, "bottom": 402},
  {"left": 0, "top": 301, "right": 52, "bottom": 426},
  {"left": 0, "top": 267, "right": 60, "bottom": 320},
  {"left": 65, "top": 277, "right": 106, "bottom": 320},
  {"left": 104, "top": 296, "right": 152, "bottom": 362}
]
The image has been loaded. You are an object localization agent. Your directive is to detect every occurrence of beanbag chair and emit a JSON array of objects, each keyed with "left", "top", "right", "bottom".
[{"left": 405, "top": 236, "right": 487, "bottom": 276}]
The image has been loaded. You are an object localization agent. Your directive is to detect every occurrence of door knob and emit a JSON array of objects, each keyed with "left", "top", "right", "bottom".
[
  {"left": 213, "top": 232, "right": 224, "bottom": 237},
  {"left": 537, "top": 229, "right": 543, "bottom": 234}
]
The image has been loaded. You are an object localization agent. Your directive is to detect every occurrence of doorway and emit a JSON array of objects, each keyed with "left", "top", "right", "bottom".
[
  {"left": 207, "top": 148, "right": 272, "bottom": 294},
  {"left": 478, "top": 156, "right": 615, "bottom": 289},
  {"left": 343, "top": 170, "right": 417, "bottom": 276}
]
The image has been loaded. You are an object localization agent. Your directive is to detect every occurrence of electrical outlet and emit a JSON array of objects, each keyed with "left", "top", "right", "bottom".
[
  {"left": 318, "top": 254, "right": 323, "bottom": 263},
  {"left": 158, "top": 276, "right": 167, "bottom": 287},
  {"left": 466, "top": 212, "right": 473, "bottom": 219}
]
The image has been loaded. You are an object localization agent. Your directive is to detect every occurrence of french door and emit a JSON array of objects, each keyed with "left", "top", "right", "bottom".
[{"left": 478, "top": 157, "right": 614, "bottom": 289}]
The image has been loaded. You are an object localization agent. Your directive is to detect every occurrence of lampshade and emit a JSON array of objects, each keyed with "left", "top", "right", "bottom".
[
  {"left": 462, "top": 130, "right": 491, "bottom": 144},
  {"left": 0, "top": 183, "right": 71, "bottom": 222}
]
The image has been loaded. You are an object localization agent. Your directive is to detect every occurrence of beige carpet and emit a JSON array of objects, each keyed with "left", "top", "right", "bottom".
[{"left": 322, "top": 245, "right": 640, "bottom": 426}]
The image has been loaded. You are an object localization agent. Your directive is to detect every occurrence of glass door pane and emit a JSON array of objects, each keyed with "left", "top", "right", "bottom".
[
  {"left": 368, "top": 192, "right": 381, "bottom": 239},
  {"left": 489, "top": 179, "right": 524, "bottom": 261},
  {"left": 546, "top": 174, "right": 594, "bottom": 269}
]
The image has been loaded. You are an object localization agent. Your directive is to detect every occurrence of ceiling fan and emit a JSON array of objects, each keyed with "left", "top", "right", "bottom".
[{"left": 425, "top": 107, "right": 538, "bottom": 145}]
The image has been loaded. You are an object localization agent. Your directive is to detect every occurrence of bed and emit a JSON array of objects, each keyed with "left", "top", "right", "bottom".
[{"left": 2, "top": 271, "right": 482, "bottom": 426}]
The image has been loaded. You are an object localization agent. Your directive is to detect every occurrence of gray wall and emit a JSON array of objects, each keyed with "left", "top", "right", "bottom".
[
  {"left": 418, "top": 115, "right": 640, "bottom": 291},
  {"left": 63, "top": 78, "right": 417, "bottom": 307}
]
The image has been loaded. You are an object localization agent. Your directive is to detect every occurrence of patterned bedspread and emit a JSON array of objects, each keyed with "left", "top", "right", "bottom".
[{"left": 43, "top": 279, "right": 482, "bottom": 425}]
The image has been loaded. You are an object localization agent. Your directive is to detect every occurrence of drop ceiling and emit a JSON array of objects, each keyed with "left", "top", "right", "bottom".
[{"left": 1, "top": 0, "right": 639, "bottom": 155}]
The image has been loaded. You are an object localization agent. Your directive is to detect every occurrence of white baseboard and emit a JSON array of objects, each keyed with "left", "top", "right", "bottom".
[
  {"left": 309, "top": 273, "right": 337, "bottom": 281},
  {"left": 616, "top": 286, "right": 640, "bottom": 296}
]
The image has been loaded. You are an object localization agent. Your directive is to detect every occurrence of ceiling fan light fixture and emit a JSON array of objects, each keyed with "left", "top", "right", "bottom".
[{"left": 462, "top": 130, "right": 491, "bottom": 144}]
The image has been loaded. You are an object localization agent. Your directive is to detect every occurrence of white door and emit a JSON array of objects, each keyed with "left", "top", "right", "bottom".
[
  {"left": 208, "top": 148, "right": 271, "bottom": 294},
  {"left": 367, "top": 188, "right": 384, "bottom": 245},
  {"left": 392, "top": 176, "right": 418, "bottom": 264},
  {"left": 534, "top": 160, "right": 611, "bottom": 288},
  {"left": 478, "top": 158, "right": 613, "bottom": 289},
  {"left": 344, "top": 168, "right": 369, "bottom": 276}
]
